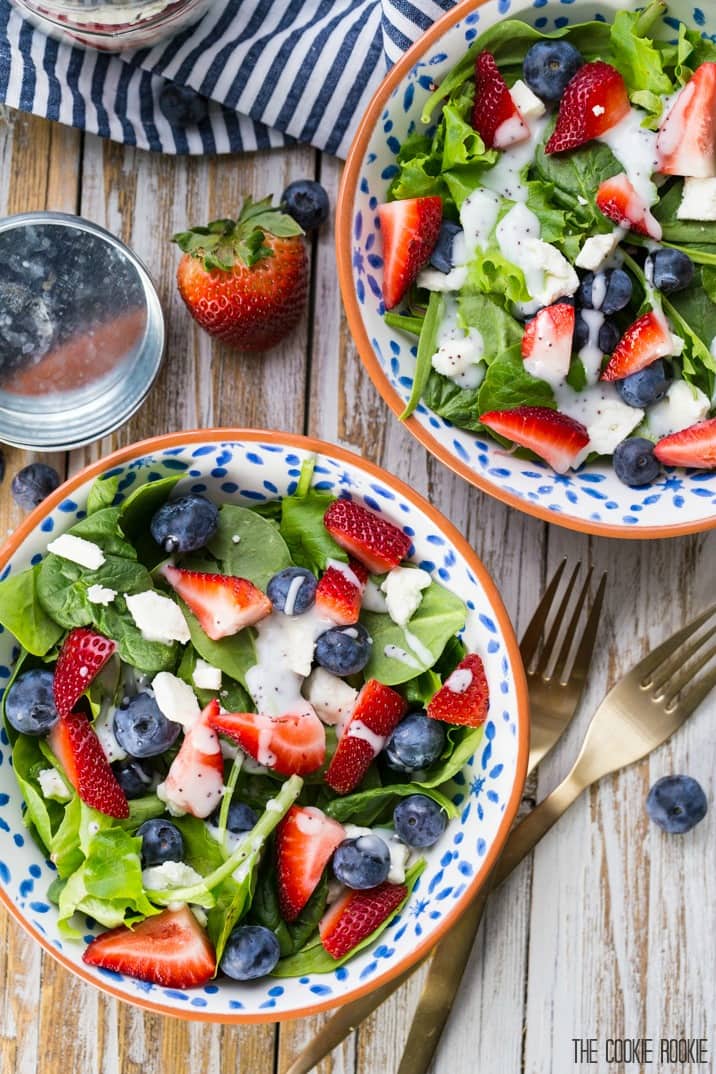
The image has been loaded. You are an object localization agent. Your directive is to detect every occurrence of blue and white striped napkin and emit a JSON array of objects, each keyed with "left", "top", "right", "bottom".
[{"left": 0, "top": 0, "right": 455, "bottom": 155}]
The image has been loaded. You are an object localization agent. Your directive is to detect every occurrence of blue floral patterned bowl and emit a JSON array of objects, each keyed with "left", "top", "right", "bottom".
[
  {"left": 337, "top": 0, "right": 716, "bottom": 539},
  {"left": 0, "top": 430, "right": 527, "bottom": 1022}
]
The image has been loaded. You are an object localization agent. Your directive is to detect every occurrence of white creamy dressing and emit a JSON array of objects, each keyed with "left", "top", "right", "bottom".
[
  {"left": 362, "top": 578, "right": 388, "bottom": 613},
  {"left": 480, "top": 114, "right": 549, "bottom": 203},
  {"left": 403, "top": 627, "right": 434, "bottom": 667},
  {"left": 245, "top": 606, "right": 336, "bottom": 716},
  {"left": 383, "top": 643, "right": 421, "bottom": 669},
  {"left": 554, "top": 382, "right": 644, "bottom": 465},
  {"left": 283, "top": 573, "right": 308, "bottom": 616},
  {"left": 578, "top": 308, "right": 606, "bottom": 385},
  {"left": 646, "top": 380, "right": 711, "bottom": 439},
  {"left": 445, "top": 667, "right": 473, "bottom": 693},
  {"left": 430, "top": 294, "right": 486, "bottom": 389},
  {"left": 496, "top": 202, "right": 579, "bottom": 306},
  {"left": 346, "top": 719, "right": 386, "bottom": 754},
  {"left": 598, "top": 107, "right": 660, "bottom": 206},
  {"left": 522, "top": 310, "right": 572, "bottom": 387}
]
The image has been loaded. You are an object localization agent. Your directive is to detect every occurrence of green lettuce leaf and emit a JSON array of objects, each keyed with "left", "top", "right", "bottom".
[{"left": 609, "top": 7, "right": 673, "bottom": 97}]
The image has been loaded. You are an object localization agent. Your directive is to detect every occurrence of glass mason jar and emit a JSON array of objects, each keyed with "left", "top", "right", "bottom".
[{"left": 10, "top": 0, "right": 214, "bottom": 51}]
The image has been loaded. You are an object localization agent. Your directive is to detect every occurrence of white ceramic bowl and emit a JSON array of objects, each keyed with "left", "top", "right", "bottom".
[
  {"left": 0, "top": 430, "right": 527, "bottom": 1022},
  {"left": 337, "top": 0, "right": 716, "bottom": 539}
]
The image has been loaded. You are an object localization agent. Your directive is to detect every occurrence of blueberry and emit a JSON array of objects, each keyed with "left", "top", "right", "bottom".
[
  {"left": 158, "top": 84, "right": 209, "bottom": 126},
  {"left": 430, "top": 222, "right": 462, "bottom": 274},
  {"left": 523, "top": 40, "right": 583, "bottom": 103},
  {"left": 649, "top": 248, "right": 695, "bottom": 294},
  {"left": 150, "top": 493, "right": 218, "bottom": 554},
  {"left": 209, "top": 800, "right": 257, "bottom": 833},
  {"left": 646, "top": 775, "right": 707, "bottom": 834},
  {"left": 314, "top": 623, "right": 372, "bottom": 676},
  {"left": 333, "top": 834, "right": 391, "bottom": 890},
  {"left": 613, "top": 437, "right": 661, "bottom": 487},
  {"left": 578, "top": 269, "right": 632, "bottom": 315},
  {"left": 220, "top": 924, "right": 281, "bottom": 981},
  {"left": 615, "top": 360, "right": 671, "bottom": 408},
  {"left": 393, "top": 794, "right": 447, "bottom": 848},
  {"left": 598, "top": 318, "right": 621, "bottom": 355},
  {"left": 112, "top": 758, "right": 155, "bottom": 800},
  {"left": 136, "top": 818, "right": 184, "bottom": 867},
  {"left": 11, "top": 462, "right": 60, "bottom": 511},
  {"left": 267, "top": 566, "right": 317, "bottom": 615},
  {"left": 113, "top": 693, "right": 181, "bottom": 758},
  {"left": 574, "top": 312, "right": 589, "bottom": 351},
  {"left": 5, "top": 669, "right": 58, "bottom": 735},
  {"left": 385, "top": 711, "right": 446, "bottom": 773},
  {"left": 281, "top": 180, "right": 330, "bottom": 231}
]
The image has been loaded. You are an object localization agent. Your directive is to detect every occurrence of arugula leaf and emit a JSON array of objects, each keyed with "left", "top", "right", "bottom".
[
  {"left": 360, "top": 578, "right": 467, "bottom": 686},
  {"left": 401, "top": 292, "right": 444, "bottom": 420},
  {"left": 272, "top": 860, "right": 426, "bottom": 976},
  {"left": 86, "top": 473, "right": 121, "bottom": 515},
  {"left": 208, "top": 506, "right": 292, "bottom": 589},
  {"left": 0, "top": 565, "right": 63, "bottom": 656},
  {"left": 477, "top": 346, "right": 556, "bottom": 416}
]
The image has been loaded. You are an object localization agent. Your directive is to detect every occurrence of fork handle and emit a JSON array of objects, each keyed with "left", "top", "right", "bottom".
[{"left": 491, "top": 772, "right": 584, "bottom": 887}]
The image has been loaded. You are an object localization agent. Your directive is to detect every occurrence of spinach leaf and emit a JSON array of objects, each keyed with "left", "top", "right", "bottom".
[
  {"left": 86, "top": 473, "right": 121, "bottom": 515},
  {"left": 280, "top": 492, "right": 347, "bottom": 575},
  {"left": 173, "top": 814, "right": 226, "bottom": 875},
  {"left": 361, "top": 579, "right": 467, "bottom": 686},
  {"left": 207, "top": 504, "right": 292, "bottom": 588},
  {"left": 250, "top": 839, "right": 329, "bottom": 957},
  {"left": 532, "top": 136, "right": 622, "bottom": 218},
  {"left": 654, "top": 182, "right": 716, "bottom": 246},
  {"left": 325, "top": 783, "right": 457, "bottom": 826},
  {"left": 68, "top": 507, "right": 137, "bottom": 560},
  {"left": 400, "top": 292, "right": 444, "bottom": 420},
  {"left": 181, "top": 603, "right": 256, "bottom": 689},
  {"left": 272, "top": 860, "right": 426, "bottom": 976},
  {"left": 0, "top": 565, "right": 63, "bottom": 656},
  {"left": 422, "top": 372, "right": 482, "bottom": 431},
  {"left": 477, "top": 346, "right": 556, "bottom": 416},
  {"left": 119, "top": 476, "right": 181, "bottom": 566}
]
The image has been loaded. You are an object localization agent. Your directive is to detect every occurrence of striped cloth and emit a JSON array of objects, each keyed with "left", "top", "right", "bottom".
[{"left": 0, "top": 0, "right": 455, "bottom": 155}]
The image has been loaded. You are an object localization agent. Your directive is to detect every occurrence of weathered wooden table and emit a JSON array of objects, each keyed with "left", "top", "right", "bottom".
[{"left": 0, "top": 108, "right": 714, "bottom": 1074}]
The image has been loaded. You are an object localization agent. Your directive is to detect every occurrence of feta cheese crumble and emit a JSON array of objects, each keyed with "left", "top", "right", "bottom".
[
  {"left": 509, "top": 79, "right": 546, "bottom": 120},
  {"left": 86, "top": 584, "right": 117, "bottom": 606},
  {"left": 125, "top": 591, "right": 191, "bottom": 645},
  {"left": 677, "top": 177, "right": 716, "bottom": 221},
  {"left": 381, "top": 566, "right": 432, "bottom": 628},
  {"left": 647, "top": 380, "right": 711, "bottom": 439},
  {"left": 37, "top": 767, "right": 71, "bottom": 802},
  {"left": 192, "top": 659, "right": 222, "bottom": 691},
  {"left": 46, "top": 533, "right": 105, "bottom": 570},
  {"left": 152, "top": 671, "right": 201, "bottom": 730},
  {"left": 575, "top": 228, "right": 624, "bottom": 271},
  {"left": 303, "top": 667, "right": 358, "bottom": 727},
  {"left": 142, "top": 861, "right": 204, "bottom": 891}
]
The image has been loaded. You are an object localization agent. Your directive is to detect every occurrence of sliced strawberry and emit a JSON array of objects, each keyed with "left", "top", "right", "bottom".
[
  {"left": 472, "top": 51, "right": 529, "bottom": 150},
  {"left": 323, "top": 499, "right": 411, "bottom": 575},
  {"left": 49, "top": 712, "right": 129, "bottom": 818},
  {"left": 315, "top": 559, "right": 368, "bottom": 626},
  {"left": 480, "top": 406, "right": 589, "bottom": 474},
  {"left": 319, "top": 881, "right": 407, "bottom": 959},
  {"left": 276, "top": 805, "right": 345, "bottom": 921},
  {"left": 657, "top": 62, "right": 716, "bottom": 178},
  {"left": 159, "top": 699, "right": 224, "bottom": 819},
  {"left": 521, "top": 302, "right": 575, "bottom": 382},
  {"left": 159, "top": 564, "right": 271, "bottom": 640},
  {"left": 83, "top": 906, "right": 215, "bottom": 988},
  {"left": 653, "top": 417, "right": 716, "bottom": 469},
  {"left": 595, "top": 173, "right": 662, "bottom": 239},
  {"left": 53, "top": 627, "right": 117, "bottom": 719},
  {"left": 209, "top": 704, "right": 326, "bottom": 777},
  {"left": 325, "top": 679, "right": 407, "bottom": 795},
  {"left": 377, "top": 196, "right": 442, "bottom": 309},
  {"left": 427, "top": 653, "right": 490, "bottom": 727},
  {"left": 545, "top": 61, "right": 630, "bottom": 154},
  {"left": 601, "top": 310, "right": 674, "bottom": 381}
]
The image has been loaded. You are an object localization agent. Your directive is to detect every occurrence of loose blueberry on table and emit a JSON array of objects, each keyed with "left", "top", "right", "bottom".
[
  {"left": 646, "top": 775, "right": 708, "bottom": 834},
  {"left": 376, "top": 1, "right": 716, "bottom": 485},
  {"left": 0, "top": 459, "right": 492, "bottom": 990}
]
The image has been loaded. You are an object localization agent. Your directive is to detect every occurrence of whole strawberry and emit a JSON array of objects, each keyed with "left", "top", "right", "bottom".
[{"left": 173, "top": 197, "right": 307, "bottom": 351}]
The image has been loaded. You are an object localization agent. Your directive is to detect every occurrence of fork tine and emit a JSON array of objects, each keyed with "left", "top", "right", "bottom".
[
  {"left": 672, "top": 660, "right": 716, "bottom": 717},
  {"left": 534, "top": 561, "right": 582, "bottom": 676},
  {"left": 549, "top": 566, "right": 593, "bottom": 683},
  {"left": 652, "top": 621, "right": 716, "bottom": 696},
  {"left": 555, "top": 570, "right": 606, "bottom": 686},
  {"left": 638, "top": 602, "right": 716, "bottom": 685},
  {"left": 519, "top": 558, "right": 568, "bottom": 667},
  {"left": 665, "top": 641, "right": 716, "bottom": 709}
]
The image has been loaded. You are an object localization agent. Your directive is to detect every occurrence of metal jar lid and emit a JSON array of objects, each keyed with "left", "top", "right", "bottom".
[{"left": 0, "top": 212, "right": 165, "bottom": 451}]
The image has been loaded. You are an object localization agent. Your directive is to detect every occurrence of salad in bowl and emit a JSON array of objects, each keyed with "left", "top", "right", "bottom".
[
  {"left": 339, "top": 0, "right": 716, "bottom": 535},
  {"left": 0, "top": 433, "right": 526, "bottom": 1020}
]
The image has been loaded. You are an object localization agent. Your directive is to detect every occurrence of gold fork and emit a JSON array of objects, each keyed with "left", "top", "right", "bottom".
[
  {"left": 284, "top": 559, "right": 606, "bottom": 1074},
  {"left": 396, "top": 599, "right": 716, "bottom": 1074}
]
